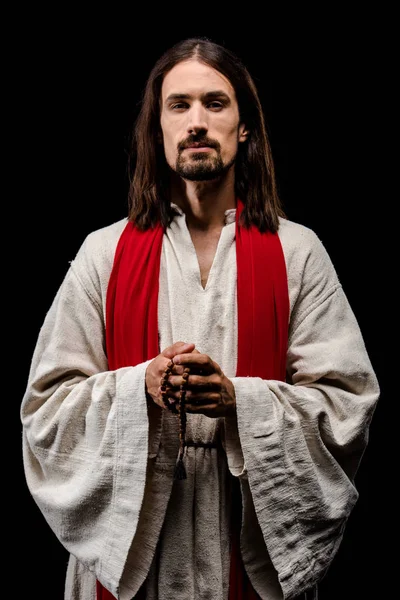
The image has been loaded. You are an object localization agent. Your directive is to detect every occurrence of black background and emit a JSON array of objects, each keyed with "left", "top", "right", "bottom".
[{"left": 14, "top": 9, "right": 392, "bottom": 600}]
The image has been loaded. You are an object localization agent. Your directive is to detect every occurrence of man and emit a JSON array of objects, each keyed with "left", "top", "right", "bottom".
[{"left": 21, "top": 37, "right": 380, "bottom": 600}]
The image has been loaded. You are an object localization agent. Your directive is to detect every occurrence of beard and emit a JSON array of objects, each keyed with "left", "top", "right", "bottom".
[
  {"left": 173, "top": 137, "right": 236, "bottom": 181},
  {"left": 174, "top": 152, "right": 236, "bottom": 181}
]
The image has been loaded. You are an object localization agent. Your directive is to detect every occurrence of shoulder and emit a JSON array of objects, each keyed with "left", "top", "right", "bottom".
[
  {"left": 69, "top": 218, "right": 129, "bottom": 301},
  {"left": 278, "top": 216, "right": 324, "bottom": 255},
  {"left": 278, "top": 216, "right": 339, "bottom": 280},
  {"left": 277, "top": 216, "right": 342, "bottom": 317},
  {"left": 78, "top": 218, "right": 129, "bottom": 258}
]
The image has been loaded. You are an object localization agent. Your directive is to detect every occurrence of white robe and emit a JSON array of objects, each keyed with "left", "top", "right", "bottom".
[{"left": 21, "top": 207, "right": 380, "bottom": 600}]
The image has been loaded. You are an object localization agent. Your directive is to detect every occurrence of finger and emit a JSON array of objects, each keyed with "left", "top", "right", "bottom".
[
  {"left": 184, "top": 391, "right": 222, "bottom": 406},
  {"left": 187, "top": 397, "right": 210, "bottom": 406},
  {"left": 185, "top": 400, "right": 211, "bottom": 414},
  {"left": 172, "top": 353, "right": 215, "bottom": 372},
  {"left": 191, "top": 373, "right": 221, "bottom": 387},
  {"left": 167, "top": 364, "right": 186, "bottom": 377},
  {"left": 162, "top": 342, "right": 195, "bottom": 359},
  {"left": 168, "top": 373, "right": 220, "bottom": 389},
  {"left": 186, "top": 400, "right": 219, "bottom": 415},
  {"left": 164, "top": 389, "right": 180, "bottom": 402}
]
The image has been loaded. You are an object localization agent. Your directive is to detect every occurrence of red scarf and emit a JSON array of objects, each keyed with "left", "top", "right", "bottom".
[{"left": 98, "top": 199, "right": 289, "bottom": 599}]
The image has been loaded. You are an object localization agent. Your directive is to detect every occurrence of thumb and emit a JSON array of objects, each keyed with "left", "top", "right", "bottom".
[{"left": 161, "top": 341, "right": 195, "bottom": 359}]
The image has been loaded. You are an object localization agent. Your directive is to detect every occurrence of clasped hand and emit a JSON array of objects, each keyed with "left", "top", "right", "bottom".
[{"left": 145, "top": 341, "right": 236, "bottom": 418}]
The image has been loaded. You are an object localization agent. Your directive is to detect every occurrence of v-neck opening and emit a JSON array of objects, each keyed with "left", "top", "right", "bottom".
[
  {"left": 167, "top": 204, "right": 237, "bottom": 293},
  {"left": 187, "top": 221, "right": 234, "bottom": 293}
]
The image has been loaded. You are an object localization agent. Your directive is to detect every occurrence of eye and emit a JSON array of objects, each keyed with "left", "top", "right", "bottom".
[
  {"left": 170, "top": 102, "right": 188, "bottom": 111},
  {"left": 207, "top": 101, "right": 224, "bottom": 110}
]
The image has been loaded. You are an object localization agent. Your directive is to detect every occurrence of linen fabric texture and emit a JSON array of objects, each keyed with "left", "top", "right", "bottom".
[{"left": 21, "top": 206, "right": 380, "bottom": 599}]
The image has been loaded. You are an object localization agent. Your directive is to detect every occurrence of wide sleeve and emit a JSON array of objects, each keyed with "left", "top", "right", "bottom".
[
  {"left": 223, "top": 225, "right": 380, "bottom": 598},
  {"left": 20, "top": 230, "right": 156, "bottom": 599}
]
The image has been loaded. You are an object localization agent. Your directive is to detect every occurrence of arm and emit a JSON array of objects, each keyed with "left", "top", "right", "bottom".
[
  {"left": 224, "top": 226, "right": 380, "bottom": 595},
  {"left": 20, "top": 229, "right": 152, "bottom": 597}
]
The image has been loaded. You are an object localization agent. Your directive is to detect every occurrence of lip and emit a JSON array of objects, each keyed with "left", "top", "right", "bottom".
[{"left": 185, "top": 146, "right": 213, "bottom": 151}]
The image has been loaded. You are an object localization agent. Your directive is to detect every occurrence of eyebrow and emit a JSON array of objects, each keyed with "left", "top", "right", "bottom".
[{"left": 165, "top": 91, "right": 232, "bottom": 104}]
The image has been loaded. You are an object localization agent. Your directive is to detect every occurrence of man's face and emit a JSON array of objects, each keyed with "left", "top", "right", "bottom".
[{"left": 160, "top": 59, "right": 248, "bottom": 181}]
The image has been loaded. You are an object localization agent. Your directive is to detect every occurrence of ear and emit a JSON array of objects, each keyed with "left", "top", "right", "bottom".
[{"left": 239, "top": 123, "right": 249, "bottom": 142}]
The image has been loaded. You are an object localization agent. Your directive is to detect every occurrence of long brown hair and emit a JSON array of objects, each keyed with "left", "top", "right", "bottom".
[{"left": 127, "top": 37, "right": 286, "bottom": 232}]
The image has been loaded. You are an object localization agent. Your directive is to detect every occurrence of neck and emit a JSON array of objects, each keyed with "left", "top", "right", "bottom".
[{"left": 170, "top": 172, "right": 236, "bottom": 231}]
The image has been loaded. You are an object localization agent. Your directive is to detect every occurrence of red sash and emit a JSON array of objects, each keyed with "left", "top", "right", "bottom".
[{"left": 99, "top": 199, "right": 289, "bottom": 598}]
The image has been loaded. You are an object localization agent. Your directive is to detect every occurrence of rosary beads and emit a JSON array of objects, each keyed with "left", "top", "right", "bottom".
[{"left": 160, "top": 360, "right": 190, "bottom": 480}]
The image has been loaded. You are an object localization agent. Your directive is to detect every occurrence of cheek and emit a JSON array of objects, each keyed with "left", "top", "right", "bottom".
[
  {"left": 216, "top": 119, "right": 241, "bottom": 142},
  {"left": 162, "top": 134, "right": 176, "bottom": 160},
  {"left": 161, "top": 135, "right": 180, "bottom": 168},
  {"left": 220, "top": 127, "right": 241, "bottom": 156}
]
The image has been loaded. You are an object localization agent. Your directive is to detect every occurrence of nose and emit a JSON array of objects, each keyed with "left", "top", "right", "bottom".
[{"left": 187, "top": 103, "right": 208, "bottom": 135}]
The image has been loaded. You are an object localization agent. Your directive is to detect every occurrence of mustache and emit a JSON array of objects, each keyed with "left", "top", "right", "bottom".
[{"left": 178, "top": 136, "right": 220, "bottom": 151}]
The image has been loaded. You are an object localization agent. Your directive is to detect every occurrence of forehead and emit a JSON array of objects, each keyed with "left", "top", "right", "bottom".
[{"left": 161, "top": 59, "right": 236, "bottom": 101}]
